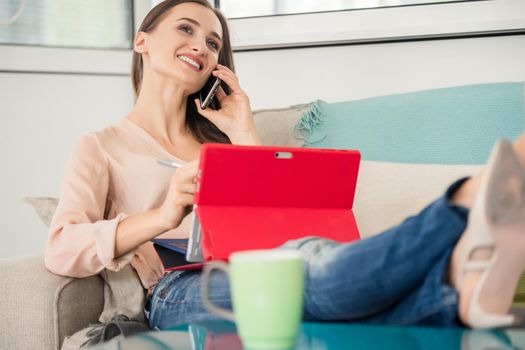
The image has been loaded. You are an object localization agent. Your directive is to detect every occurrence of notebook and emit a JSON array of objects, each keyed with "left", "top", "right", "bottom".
[
  {"left": 152, "top": 238, "right": 205, "bottom": 271},
  {"left": 152, "top": 212, "right": 204, "bottom": 270}
]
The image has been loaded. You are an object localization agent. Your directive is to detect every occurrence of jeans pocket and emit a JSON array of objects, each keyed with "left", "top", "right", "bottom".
[{"left": 156, "top": 270, "right": 191, "bottom": 300}]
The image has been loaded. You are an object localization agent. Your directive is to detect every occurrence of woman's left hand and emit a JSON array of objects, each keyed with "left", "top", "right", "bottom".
[{"left": 195, "top": 64, "right": 261, "bottom": 145}]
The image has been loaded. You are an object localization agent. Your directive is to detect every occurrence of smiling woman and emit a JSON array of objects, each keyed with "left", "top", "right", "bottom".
[
  {"left": 132, "top": 1, "right": 234, "bottom": 142},
  {"left": 45, "top": 0, "right": 261, "bottom": 309},
  {"left": 41, "top": 0, "right": 525, "bottom": 340},
  {"left": 131, "top": 0, "right": 235, "bottom": 144}
]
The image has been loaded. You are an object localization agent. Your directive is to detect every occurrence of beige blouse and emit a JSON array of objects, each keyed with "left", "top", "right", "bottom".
[{"left": 45, "top": 118, "right": 193, "bottom": 289}]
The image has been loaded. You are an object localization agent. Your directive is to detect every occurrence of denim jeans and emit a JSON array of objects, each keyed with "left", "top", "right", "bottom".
[{"left": 145, "top": 179, "right": 469, "bottom": 329}]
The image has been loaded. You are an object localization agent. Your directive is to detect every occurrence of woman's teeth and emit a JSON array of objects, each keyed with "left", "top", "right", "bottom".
[{"left": 177, "top": 55, "right": 201, "bottom": 70}]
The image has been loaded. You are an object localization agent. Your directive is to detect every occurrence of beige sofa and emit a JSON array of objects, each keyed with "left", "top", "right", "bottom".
[{"left": 0, "top": 104, "right": 489, "bottom": 349}]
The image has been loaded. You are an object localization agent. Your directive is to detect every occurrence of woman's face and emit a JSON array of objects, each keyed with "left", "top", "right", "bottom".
[{"left": 140, "top": 2, "right": 224, "bottom": 94}]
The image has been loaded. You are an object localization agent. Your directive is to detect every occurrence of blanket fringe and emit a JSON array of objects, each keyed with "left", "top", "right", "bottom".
[{"left": 293, "top": 100, "right": 327, "bottom": 145}]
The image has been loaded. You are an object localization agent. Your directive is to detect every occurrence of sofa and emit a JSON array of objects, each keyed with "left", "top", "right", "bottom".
[{"left": 1, "top": 82, "right": 524, "bottom": 350}]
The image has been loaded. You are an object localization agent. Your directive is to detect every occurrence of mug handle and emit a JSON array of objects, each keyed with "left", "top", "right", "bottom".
[{"left": 201, "top": 261, "right": 235, "bottom": 321}]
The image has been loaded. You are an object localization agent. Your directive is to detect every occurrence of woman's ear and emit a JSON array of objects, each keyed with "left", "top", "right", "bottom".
[{"left": 134, "top": 31, "right": 148, "bottom": 53}]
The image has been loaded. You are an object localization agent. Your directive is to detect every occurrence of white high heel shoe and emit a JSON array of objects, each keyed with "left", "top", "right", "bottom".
[{"left": 455, "top": 139, "right": 525, "bottom": 329}]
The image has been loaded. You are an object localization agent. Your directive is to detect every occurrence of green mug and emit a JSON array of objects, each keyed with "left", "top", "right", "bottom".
[{"left": 201, "top": 249, "right": 305, "bottom": 349}]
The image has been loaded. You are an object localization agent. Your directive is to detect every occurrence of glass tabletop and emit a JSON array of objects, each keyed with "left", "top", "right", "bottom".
[{"left": 93, "top": 320, "right": 525, "bottom": 350}]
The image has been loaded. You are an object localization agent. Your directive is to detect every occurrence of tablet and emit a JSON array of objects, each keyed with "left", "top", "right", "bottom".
[{"left": 193, "top": 144, "right": 361, "bottom": 261}]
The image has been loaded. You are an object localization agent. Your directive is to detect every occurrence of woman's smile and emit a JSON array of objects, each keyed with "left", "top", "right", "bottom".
[{"left": 177, "top": 54, "right": 203, "bottom": 71}]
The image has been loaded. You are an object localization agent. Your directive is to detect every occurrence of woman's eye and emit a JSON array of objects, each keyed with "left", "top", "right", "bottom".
[
  {"left": 207, "top": 40, "right": 219, "bottom": 51},
  {"left": 179, "top": 25, "right": 192, "bottom": 34}
]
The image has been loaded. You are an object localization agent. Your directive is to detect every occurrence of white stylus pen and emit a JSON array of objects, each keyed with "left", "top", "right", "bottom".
[{"left": 157, "top": 159, "right": 184, "bottom": 169}]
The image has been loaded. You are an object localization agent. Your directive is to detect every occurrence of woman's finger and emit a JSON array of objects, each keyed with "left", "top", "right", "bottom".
[
  {"left": 172, "top": 173, "right": 197, "bottom": 190},
  {"left": 180, "top": 160, "right": 198, "bottom": 173},
  {"left": 215, "top": 85, "right": 227, "bottom": 102},
  {"left": 216, "top": 67, "right": 238, "bottom": 84},
  {"left": 177, "top": 193, "right": 195, "bottom": 208},
  {"left": 194, "top": 99, "right": 220, "bottom": 124},
  {"left": 178, "top": 183, "right": 196, "bottom": 194},
  {"left": 182, "top": 159, "right": 199, "bottom": 171},
  {"left": 216, "top": 64, "right": 236, "bottom": 76},
  {"left": 173, "top": 161, "right": 198, "bottom": 182},
  {"left": 213, "top": 68, "right": 238, "bottom": 85},
  {"left": 212, "top": 70, "right": 241, "bottom": 93}
]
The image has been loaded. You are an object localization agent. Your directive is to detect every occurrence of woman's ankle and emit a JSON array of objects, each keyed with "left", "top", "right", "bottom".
[
  {"left": 449, "top": 176, "right": 480, "bottom": 209},
  {"left": 513, "top": 133, "right": 525, "bottom": 167}
]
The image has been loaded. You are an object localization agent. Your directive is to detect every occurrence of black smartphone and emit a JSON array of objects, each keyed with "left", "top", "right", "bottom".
[{"left": 199, "top": 76, "right": 221, "bottom": 110}]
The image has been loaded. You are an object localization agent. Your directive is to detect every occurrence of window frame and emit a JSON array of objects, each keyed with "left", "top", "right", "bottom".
[
  {"left": 0, "top": 0, "right": 147, "bottom": 75},
  {"left": 226, "top": 0, "right": 525, "bottom": 50}
]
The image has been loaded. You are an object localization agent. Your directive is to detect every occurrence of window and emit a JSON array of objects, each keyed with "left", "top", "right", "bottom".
[
  {"left": 222, "top": 0, "right": 525, "bottom": 50},
  {"left": 0, "top": 0, "right": 133, "bottom": 50},
  {"left": 219, "top": 0, "right": 474, "bottom": 19}
]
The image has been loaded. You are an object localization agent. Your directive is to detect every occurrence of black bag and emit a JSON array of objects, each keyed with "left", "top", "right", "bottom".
[{"left": 80, "top": 314, "right": 151, "bottom": 347}]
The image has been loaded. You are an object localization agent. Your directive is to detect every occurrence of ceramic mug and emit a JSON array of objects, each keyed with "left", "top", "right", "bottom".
[{"left": 201, "top": 249, "right": 304, "bottom": 349}]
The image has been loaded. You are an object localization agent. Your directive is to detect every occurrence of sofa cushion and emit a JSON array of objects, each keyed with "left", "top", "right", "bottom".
[
  {"left": 0, "top": 256, "right": 104, "bottom": 350},
  {"left": 24, "top": 197, "right": 59, "bottom": 227},
  {"left": 355, "top": 160, "right": 480, "bottom": 237}
]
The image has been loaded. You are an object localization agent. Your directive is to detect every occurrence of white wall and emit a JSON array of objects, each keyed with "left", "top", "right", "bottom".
[
  {"left": 235, "top": 35, "right": 525, "bottom": 110},
  {"left": 1, "top": 33, "right": 524, "bottom": 259},
  {"left": 0, "top": 73, "right": 133, "bottom": 258}
]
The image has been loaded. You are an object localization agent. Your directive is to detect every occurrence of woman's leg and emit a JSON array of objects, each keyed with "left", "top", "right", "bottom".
[
  {"left": 146, "top": 180, "right": 470, "bottom": 330},
  {"left": 282, "top": 178, "right": 469, "bottom": 325},
  {"left": 146, "top": 183, "right": 476, "bottom": 330},
  {"left": 290, "top": 134, "right": 525, "bottom": 327},
  {"left": 450, "top": 134, "right": 525, "bottom": 328},
  {"left": 146, "top": 201, "right": 467, "bottom": 330},
  {"left": 146, "top": 269, "right": 231, "bottom": 329}
]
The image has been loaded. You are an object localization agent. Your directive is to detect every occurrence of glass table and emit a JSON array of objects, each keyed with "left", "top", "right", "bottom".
[{"left": 93, "top": 320, "right": 525, "bottom": 349}]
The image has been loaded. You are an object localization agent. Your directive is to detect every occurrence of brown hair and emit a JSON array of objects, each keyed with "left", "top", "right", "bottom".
[{"left": 131, "top": 0, "right": 233, "bottom": 144}]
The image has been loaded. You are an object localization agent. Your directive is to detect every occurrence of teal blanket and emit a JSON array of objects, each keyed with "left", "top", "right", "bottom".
[{"left": 295, "top": 83, "right": 524, "bottom": 165}]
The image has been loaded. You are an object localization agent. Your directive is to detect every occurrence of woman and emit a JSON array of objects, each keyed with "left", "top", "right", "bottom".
[{"left": 45, "top": 0, "right": 525, "bottom": 331}]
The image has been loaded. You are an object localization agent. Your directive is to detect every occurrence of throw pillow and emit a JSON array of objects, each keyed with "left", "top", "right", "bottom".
[
  {"left": 253, "top": 104, "right": 310, "bottom": 147},
  {"left": 23, "top": 196, "right": 59, "bottom": 227}
]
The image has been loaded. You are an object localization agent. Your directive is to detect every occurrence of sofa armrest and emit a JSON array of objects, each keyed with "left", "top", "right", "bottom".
[{"left": 0, "top": 256, "right": 104, "bottom": 350}]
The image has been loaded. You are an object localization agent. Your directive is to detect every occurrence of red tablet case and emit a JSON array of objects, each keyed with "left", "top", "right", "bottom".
[{"left": 194, "top": 144, "right": 361, "bottom": 261}]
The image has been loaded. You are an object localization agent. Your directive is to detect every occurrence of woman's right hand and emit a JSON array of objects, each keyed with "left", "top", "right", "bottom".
[
  {"left": 114, "top": 160, "right": 199, "bottom": 257},
  {"left": 159, "top": 160, "right": 199, "bottom": 230}
]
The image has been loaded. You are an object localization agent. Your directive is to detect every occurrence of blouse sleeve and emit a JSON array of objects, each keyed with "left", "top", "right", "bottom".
[{"left": 45, "top": 133, "right": 135, "bottom": 277}]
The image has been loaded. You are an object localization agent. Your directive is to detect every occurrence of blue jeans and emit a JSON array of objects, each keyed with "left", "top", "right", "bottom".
[{"left": 146, "top": 179, "right": 469, "bottom": 329}]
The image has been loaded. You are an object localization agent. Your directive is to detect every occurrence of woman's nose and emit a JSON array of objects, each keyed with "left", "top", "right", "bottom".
[{"left": 190, "top": 38, "right": 207, "bottom": 55}]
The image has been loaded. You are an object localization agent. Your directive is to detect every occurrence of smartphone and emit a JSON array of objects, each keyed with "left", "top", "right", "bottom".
[{"left": 199, "top": 76, "right": 221, "bottom": 110}]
